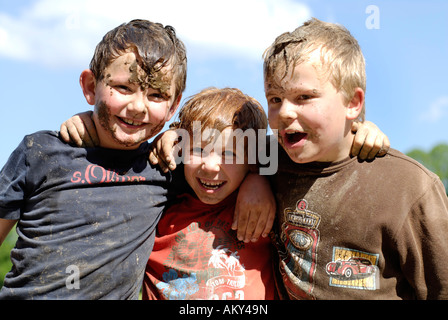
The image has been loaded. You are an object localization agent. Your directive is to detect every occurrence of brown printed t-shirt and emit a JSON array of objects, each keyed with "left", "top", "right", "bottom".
[{"left": 271, "top": 148, "right": 448, "bottom": 300}]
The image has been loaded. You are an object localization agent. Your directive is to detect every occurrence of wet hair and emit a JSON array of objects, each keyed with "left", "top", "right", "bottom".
[
  {"left": 263, "top": 18, "right": 366, "bottom": 121},
  {"left": 89, "top": 19, "right": 187, "bottom": 99}
]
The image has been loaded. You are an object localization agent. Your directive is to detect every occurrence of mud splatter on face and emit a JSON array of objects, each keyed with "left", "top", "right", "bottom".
[
  {"left": 128, "top": 60, "right": 144, "bottom": 87},
  {"left": 96, "top": 101, "right": 140, "bottom": 148},
  {"left": 95, "top": 99, "right": 168, "bottom": 149},
  {"left": 96, "top": 100, "right": 117, "bottom": 138},
  {"left": 127, "top": 59, "right": 172, "bottom": 96}
]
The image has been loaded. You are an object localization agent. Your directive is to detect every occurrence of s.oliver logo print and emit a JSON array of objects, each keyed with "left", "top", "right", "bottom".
[{"left": 71, "top": 164, "right": 146, "bottom": 184}]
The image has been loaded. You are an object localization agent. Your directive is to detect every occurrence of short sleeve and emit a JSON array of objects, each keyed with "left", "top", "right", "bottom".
[{"left": 0, "top": 137, "right": 29, "bottom": 219}]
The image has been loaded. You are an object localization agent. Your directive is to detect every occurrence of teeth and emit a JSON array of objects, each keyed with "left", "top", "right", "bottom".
[
  {"left": 199, "top": 179, "right": 224, "bottom": 189},
  {"left": 121, "top": 118, "right": 143, "bottom": 126}
]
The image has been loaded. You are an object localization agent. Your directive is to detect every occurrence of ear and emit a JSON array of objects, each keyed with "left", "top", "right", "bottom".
[
  {"left": 346, "top": 88, "right": 365, "bottom": 120},
  {"left": 79, "top": 69, "right": 97, "bottom": 106},
  {"left": 166, "top": 94, "right": 183, "bottom": 121}
]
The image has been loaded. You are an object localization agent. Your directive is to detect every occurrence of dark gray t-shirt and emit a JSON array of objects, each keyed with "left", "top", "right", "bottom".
[{"left": 0, "top": 131, "right": 174, "bottom": 299}]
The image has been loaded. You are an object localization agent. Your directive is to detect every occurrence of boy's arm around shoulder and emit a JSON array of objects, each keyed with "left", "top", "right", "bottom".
[
  {"left": 149, "top": 129, "right": 180, "bottom": 173},
  {"left": 351, "top": 121, "right": 390, "bottom": 160},
  {"left": 233, "top": 173, "right": 276, "bottom": 243},
  {"left": 60, "top": 111, "right": 99, "bottom": 147}
]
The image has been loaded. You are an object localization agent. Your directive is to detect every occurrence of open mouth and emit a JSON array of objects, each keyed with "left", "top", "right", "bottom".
[
  {"left": 283, "top": 131, "right": 307, "bottom": 146},
  {"left": 198, "top": 178, "right": 226, "bottom": 190},
  {"left": 118, "top": 117, "right": 145, "bottom": 127}
]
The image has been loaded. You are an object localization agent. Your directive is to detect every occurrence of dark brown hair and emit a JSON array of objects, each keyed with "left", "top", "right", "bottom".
[{"left": 89, "top": 19, "right": 187, "bottom": 99}]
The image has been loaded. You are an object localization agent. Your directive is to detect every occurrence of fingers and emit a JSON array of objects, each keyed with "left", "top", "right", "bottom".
[
  {"left": 149, "top": 140, "right": 170, "bottom": 172},
  {"left": 148, "top": 148, "right": 159, "bottom": 165},
  {"left": 233, "top": 201, "right": 276, "bottom": 243},
  {"left": 358, "top": 127, "right": 377, "bottom": 160},
  {"left": 234, "top": 208, "right": 256, "bottom": 243},
  {"left": 60, "top": 123, "right": 71, "bottom": 144},
  {"left": 351, "top": 121, "right": 390, "bottom": 160},
  {"left": 59, "top": 112, "right": 97, "bottom": 147},
  {"left": 160, "top": 138, "right": 177, "bottom": 171},
  {"left": 360, "top": 131, "right": 391, "bottom": 160},
  {"left": 60, "top": 117, "right": 89, "bottom": 147},
  {"left": 365, "top": 134, "right": 385, "bottom": 159},
  {"left": 350, "top": 122, "right": 363, "bottom": 157},
  {"left": 231, "top": 208, "right": 240, "bottom": 231},
  {"left": 233, "top": 173, "right": 276, "bottom": 242},
  {"left": 148, "top": 130, "right": 180, "bottom": 172},
  {"left": 379, "top": 135, "right": 390, "bottom": 156},
  {"left": 246, "top": 210, "right": 275, "bottom": 242},
  {"left": 261, "top": 208, "right": 275, "bottom": 239}
]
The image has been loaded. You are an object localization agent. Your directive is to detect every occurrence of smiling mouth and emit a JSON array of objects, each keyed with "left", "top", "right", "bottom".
[
  {"left": 118, "top": 117, "right": 145, "bottom": 127},
  {"left": 198, "top": 178, "right": 226, "bottom": 190}
]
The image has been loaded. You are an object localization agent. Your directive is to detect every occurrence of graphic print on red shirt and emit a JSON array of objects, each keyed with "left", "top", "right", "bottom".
[{"left": 144, "top": 192, "right": 276, "bottom": 300}]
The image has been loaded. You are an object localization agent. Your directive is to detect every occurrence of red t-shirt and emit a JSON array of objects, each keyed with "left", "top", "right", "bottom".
[{"left": 143, "top": 192, "right": 276, "bottom": 300}]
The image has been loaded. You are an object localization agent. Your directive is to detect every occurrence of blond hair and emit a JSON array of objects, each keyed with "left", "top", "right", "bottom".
[{"left": 263, "top": 18, "right": 366, "bottom": 121}]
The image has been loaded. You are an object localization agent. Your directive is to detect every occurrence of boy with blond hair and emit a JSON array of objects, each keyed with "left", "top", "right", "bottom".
[
  {"left": 264, "top": 18, "right": 448, "bottom": 299},
  {"left": 143, "top": 87, "right": 276, "bottom": 300}
]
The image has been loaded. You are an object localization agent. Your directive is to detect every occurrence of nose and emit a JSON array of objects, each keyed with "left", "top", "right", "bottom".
[
  {"left": 278, "top": 99, "right": 297, "bottom": 121},
  {"left": 201, "top": 152, "right": 221, "bottom": 172},
  {"left": 127, "top": 92, "right": 147, "bottom": 115}
]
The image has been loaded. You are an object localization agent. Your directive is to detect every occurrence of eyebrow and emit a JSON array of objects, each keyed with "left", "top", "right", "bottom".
[{"left": 266, "top": 86, "right": 321, "bottom": 96}]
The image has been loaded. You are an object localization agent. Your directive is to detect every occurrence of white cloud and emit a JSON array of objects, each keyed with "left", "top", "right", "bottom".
[
  {"left": 424, "top": 96, "right": 448, "bottom": 122},
  {"left": 0, "top": 0, "right": 311, "bottom": 68}
]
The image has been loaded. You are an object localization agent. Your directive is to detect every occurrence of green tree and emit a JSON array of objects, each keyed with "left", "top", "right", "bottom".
[{"left": 406, "top": 143, "right": 448, "bottom": 195}]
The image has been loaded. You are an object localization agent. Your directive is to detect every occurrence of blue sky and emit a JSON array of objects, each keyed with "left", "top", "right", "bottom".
[{"left": 0, "top": 0, "right": 447, "bottom": 168}]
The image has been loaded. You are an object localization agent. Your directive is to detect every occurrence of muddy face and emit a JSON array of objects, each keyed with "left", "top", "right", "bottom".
[
  {"left": 127, "top": 56, "right": 172, "bottom": 96},
  {"left": 92, "top": 51, "right": 179, "bottom": 150}
]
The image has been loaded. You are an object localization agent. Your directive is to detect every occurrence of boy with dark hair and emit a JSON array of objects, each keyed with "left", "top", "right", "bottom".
[{"left": 0, "top": 19, "right": 186, "bottom": 299}]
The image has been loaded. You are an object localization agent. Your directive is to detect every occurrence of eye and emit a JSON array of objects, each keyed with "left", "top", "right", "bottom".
[
  {"left": 115, "top": 85, "right": 132, "bottom": 93},
  {"left": 148, "top": 91, "right": 170, "bottom": 102},
  {"left": 298, "top": 94, "right": 313, "bottom": 101},
  {"left": 269, "top": 97, "right": 282, "bottom": 104},
  {"left": 112, "top": 85, "right": 133, "bottom": 95},
  {"left": 148, "top": 93, "right": 164, "bottom": 100}
]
